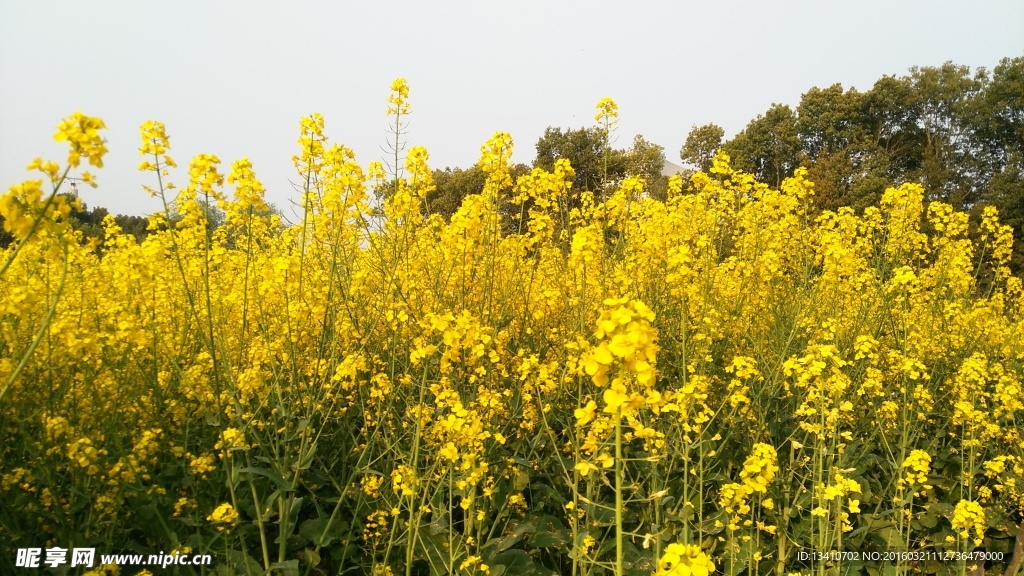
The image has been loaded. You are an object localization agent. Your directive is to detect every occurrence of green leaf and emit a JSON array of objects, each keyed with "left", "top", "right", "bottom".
[
  {"left": 299, "top": 548, "right": 320, "bottom": 569},
  {"left": 678, "top": 501, "right": 695, "bottom": 522},
  {"left": 269, "top": 559, "right": 300, "bottom": 576},
  {"left": 496, "top": 521, "right": 534, "bottom": 552},
  {"left": 261, "top": 490, "right": 285, "bottom": 524},
  {"left": 568, "top": 531, "right": 590, "bottom": 561},
  {"left": 582, "top": 501, "right": 615, "bottom": 526},
  {"left": 622, "top": 539, "right": 654, "bottom": 575},
  {"left": 528, "top": 480, "right": 566, "bottom": 506},
  {"left": 491, "top": 550, "right": 533, "bottom": 573},
  {"left": 530, "top": 530, "right": 565, "bottom": 549},
  {"left": 226, "top": 549, "right": 265, "bottom": 575},
  {"left": 417, "top": 531, "right": 460, "bottom": 573},
  {"left": 240, "top": 466, "right": 291, "bottom": 492},
  {"left": 299, "top": 517, "right": 335, "bottom": 547},
  {"left": 919, "top": 506, "right": 940, "bottom": 529},
  {"left": 428, "top": 512, "right": 449, "bottom": 536},
  {"left": 289, "top": 418, "right": 310, "bottom": 440},
  {"left": 295, "top": 440, "right": 317, "bottom": 470},
  {"left": 286, "top": 496, "right": 304, "bottom": 526},
  {"left": 515, "top": 470, "right": 530, "bottom": 492},
  {"left": 529, "top": 514, "right": 568, "bottom": 549}
]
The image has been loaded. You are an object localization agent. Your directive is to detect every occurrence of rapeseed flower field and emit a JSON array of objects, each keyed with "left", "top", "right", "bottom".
[{"left": 2, "top": 81, "right": 1022, "bottom": 576}]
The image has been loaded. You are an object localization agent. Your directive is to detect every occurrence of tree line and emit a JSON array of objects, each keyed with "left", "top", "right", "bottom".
[
  {"left": 4, "top": 56, "right": 1021, "bottom": 268},
  {"left": 682, "top": 56, "right": 1024, "bottom": 268},
  {"left": 423, "top": 56, "right": 1024, "bottom": 270}
]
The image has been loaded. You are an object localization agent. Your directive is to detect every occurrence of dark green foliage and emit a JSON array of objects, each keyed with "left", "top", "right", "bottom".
[
  {"left": 708, "top": 56, "right": 1024, "bottom": 272},
  {"left": 680, "top": 123, "right": 725, "bottom": 172},
  {"left": 533, "top": 126, "right": 623, "bottom": 197},
  {"left": 0, "top": 216, "right": 14, "bottom": 249},
  {"left": 722, "top": 104, "right": 802, "bottom": 189},
  {"left": 625, "top": 135, "right": 669, "bottom": 201},
  {"left": 532, "top": 126, "right": 666, "bottom": 204},
  {"left": 66, "top": 198, "right": 108, "bottom": 244},
  {"left": 69, "top": 200, "right": 156, "bottom": 250}
]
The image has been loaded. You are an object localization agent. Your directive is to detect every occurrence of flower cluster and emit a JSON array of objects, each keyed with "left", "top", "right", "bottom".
[
  {"left": 4, "top": 87, "right": 1023, "bottom": 574},
  {"left": 54, "top": 110, "right": 107, "bottom": 169},
  {"left": 900, "top": 450, "right": 932, "bottom": 492},
  {"left": 951, "top": 499, "right": 986, "bottom": 546},
  {"left": 656, "top": 543, "right": 715, "bottom": 576},
  {"left": 386, "top": 77, "right": 410, "bottom": 116}
]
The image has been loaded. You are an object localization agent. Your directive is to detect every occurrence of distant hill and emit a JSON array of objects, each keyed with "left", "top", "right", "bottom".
[{"left": 661, "top": 159, "right": 686, "bottom": 178}]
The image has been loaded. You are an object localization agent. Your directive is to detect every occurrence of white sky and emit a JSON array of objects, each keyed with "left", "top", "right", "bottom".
[{"left": 2, "top": 1, "right": 1022, "bottom": 216}]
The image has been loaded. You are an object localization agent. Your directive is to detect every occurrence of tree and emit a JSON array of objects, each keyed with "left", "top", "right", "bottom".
[
  {"left": 113, "top": 214, "right": 151, "bottom": 243},
  {"left": 805, "top": 142, "right": 893, "bottom": 213},
  {"left": 795, "top": 84, "right": 864, "bottom": 161},
  {"left": 66, "top": 199, "right": 159, "bottom": 249},
  {"left": 713, "top": 57, "right": 1024, "bottom": 270},
  {"left": 979, "top": 57, "right": 1024, "bottom": 272},
  {"left": 680, "top": 123, "right": 725, "bottom": 172},
  {"left": 907, "top": 62, "right": 989, "bottom": 208},
  {"left": 625, "top": 135, "right": 664, "bottom": 181},
  {"left": 793, "top": 84, "right": 891, "bottom": 212},
  {"left": 167, "top": 197, "right": 225, "bottom": 232},
  {"left": 855, "top": 74, "right": 923, "bottom": 184},
  {"left": 982, "top": 56, "right": 1024, "bottom": 155},
  {"left": 425, "top": 163, "right": 530, "bottom": 234},
  {"left": 534, "top": 126, "right": 626, "bottom": 197},
  {"left": 0, "top": 215, "right": 14, "bottom": 249},
  {"left": 67, "top": 199, "right": 108, "bottom": 245},
  {"left": 625, "top": 135, "right": 668, "bottom": 199},
  {"left": 723, "top": 104, "right": 801, "bottom": 188},
  {"left": 425, "top": 165, "right": 487, "bottom": 222}
]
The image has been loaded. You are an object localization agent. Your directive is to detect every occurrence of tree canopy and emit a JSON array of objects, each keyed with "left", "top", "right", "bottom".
[{"left": 680, "top": 56, "right": 1024, "bottom": 270}]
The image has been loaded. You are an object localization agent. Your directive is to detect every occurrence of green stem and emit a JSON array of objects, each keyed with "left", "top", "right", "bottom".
[
  {"left": 0, "top": 226, "right": 69, "bottom": 403},
  {"left": 615, "top": 407, "right": 623, "bottom": 576}
]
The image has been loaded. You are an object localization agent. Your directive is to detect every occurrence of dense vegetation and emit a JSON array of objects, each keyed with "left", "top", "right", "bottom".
[
  {"left": 686, "top": 58, "right": 1024, "bottom": 271},
  {"left": 1, "top": 63, "right": 1023, "bottom": 576}
]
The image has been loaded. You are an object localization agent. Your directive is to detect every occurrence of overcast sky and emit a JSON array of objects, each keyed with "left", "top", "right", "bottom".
[{"left": 2, "top": 1, "right": 1022, "bottom": 217}]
